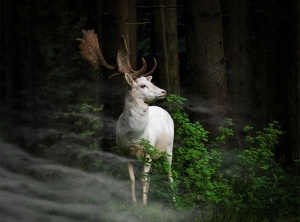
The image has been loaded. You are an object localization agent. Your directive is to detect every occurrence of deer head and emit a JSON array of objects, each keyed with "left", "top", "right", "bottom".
[
  {"left": 124, "top": 74, "right": 167, "bottom": 103},
  {"left": 76, "top": 30, "right": 157, "bottom": 79}
]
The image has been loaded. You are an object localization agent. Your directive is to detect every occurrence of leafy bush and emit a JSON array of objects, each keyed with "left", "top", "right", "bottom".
[
  {"left": 30, "top": 102, "right": 104, "bottom": 170},
  {"left": 50, "top": 103, "right": 103, "bottom": 150},
  {"left": 139, "top": 138, "right": 175, "bottom": 202},
  {"left": 137, "top": 94, "right": 299, "bottom": 221}
]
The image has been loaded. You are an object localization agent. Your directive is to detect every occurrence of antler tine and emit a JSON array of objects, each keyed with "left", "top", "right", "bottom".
[
  {"left": 116, "top": 36, "right": 148, "bottom": 79},
  {"left": 76, "top": 30, "right": 115, "bottom": 70},
  {"left": 141, "top": 58, "right": 157, "bottom": 77},
  {"left": 129, "top": 57, "right": 147, "bottom": 79},
  {"left": 116, "top": 35, "right": 132, "bottom": 74}
]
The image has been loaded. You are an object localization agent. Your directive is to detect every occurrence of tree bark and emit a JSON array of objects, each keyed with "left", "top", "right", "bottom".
[
  {"left": 126, "top": 0, "right": 137, "bottom": 70},
  {"left": 95, "top": 0, "right": 103, "bottom": 107},
  {"left": 185, "top": 0, "right": 230, "bottom": 136},
  {"left": 27, "top": 0, "right": 39, "bottom": 127},
  {"left": 1, "top": 0, "right": 14, "bottom": 125},
  {"left": 153, "top": 0, "right": 180, "bottom": 95},
  {"left": 101, "top": 0, "right": 137, "bottom": 150},
  {"left": 227, "top": 0, "right": 252, "bottom": 123},
  {"left": 288, "top": 0, "right": 300, "bottom": 175}
]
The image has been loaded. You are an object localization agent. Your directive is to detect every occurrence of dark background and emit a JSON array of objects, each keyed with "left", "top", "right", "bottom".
[
  {"left": 0, "top": 0, "right": 299, "bottom": 221},
  {"left": 1, "top": 0, "right": 298, "bottom": 169}
]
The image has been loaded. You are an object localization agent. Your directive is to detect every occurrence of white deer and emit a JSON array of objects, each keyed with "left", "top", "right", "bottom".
[{"left": 77, "top": 30, "right": 174, "bottom": 205}]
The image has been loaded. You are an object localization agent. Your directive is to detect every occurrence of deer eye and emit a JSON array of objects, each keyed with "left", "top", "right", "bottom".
[{"left": 140, "top": 84, "right": 147, "bottom": 88}]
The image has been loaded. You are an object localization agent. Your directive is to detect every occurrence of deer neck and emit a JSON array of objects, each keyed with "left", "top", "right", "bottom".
[{"left": 123, "top": 90, "right": 149, "bottom": 134}]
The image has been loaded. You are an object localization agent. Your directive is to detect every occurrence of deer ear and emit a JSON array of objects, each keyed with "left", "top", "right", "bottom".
[
  {"left": 125, "top": 73, "right": 135, "bottom": 87},
  {"left": 146, "top": 76, "right": 152, "bottom": 82}
]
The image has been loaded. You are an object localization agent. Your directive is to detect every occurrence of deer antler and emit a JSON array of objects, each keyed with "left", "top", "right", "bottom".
[
  {"left": 141, "top": 58, "right": 157, "bottom": 77},
  {"left": 115, "top": 35, "right": 148, "bottom": 79},
  {"left": 76, "top": 30, "right": 115, "bottom": 70},
  {"left": 77, "top": 30, "right": 157, "bottom": 79}
]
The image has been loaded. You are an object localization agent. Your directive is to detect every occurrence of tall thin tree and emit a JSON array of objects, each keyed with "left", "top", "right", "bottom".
[
  {"left": 101, "top": 0, "right": 138, "bottom": 149},
  {"left": 185, "top": 0, "right": 230, "bottom": 136},
  {"left": 226, "top": 0, "right": 252, "bottom": 123},
  {"left": 288, "top": 0, "right": 300, "bottom": 175},
  {"left": 153, "top": 0, "right": 180, "bottom": 95}
]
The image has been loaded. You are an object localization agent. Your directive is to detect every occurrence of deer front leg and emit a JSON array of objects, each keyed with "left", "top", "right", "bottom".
[
  {"left": 127, "top": 162, "right": 137, "bottom": 204},
  {"left": 142, "top": 155, "right": 152, "bottom": 205}
]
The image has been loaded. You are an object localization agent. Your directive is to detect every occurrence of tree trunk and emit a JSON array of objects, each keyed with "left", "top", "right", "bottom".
[
  {"left": 101, "top": 0, "right": 137, "bottom": 150},
  {"left": 227, "top": 0, "right": 252, "bottom": 123},
  {"left": 1, "top": 0, "right": 15, "bottom": 125},
  {"left": 153, "top": 0, "right": 180, "bottom": 95},
  {"left": 95, "top": 0, "right": 103, "bottom": 107},
  {"left": 27, "top": 0, "right": 38, "bottom": 127},
  {"left": 288, "top": 0, "right": 300, "bottom": 175},
  {"left": 185, "top": 0, "right": 230, "bottom": 136},
  {"left": 126, "top": 0, "right": 137, "bottom": 70}
]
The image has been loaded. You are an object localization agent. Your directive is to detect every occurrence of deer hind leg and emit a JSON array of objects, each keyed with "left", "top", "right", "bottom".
[
  {"left": 127, "top": 162, "right": 137, "bottom": 204},
  {"left": 142, "top": 155, "right": 152, "bottom": 205},
  {"left": 167, "top": 154, "right": 176, "bottom": 202},
  {"left": 167, "top": 155, "right": 173, "bottom": 183}
]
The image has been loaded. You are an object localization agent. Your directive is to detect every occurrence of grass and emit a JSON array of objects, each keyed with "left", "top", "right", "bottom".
[{"left": 93, "top": 199, "right": 300, "bottom": 222}]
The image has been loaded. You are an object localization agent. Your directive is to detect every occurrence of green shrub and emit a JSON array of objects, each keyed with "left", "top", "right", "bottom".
[{"left": 137, "top": 94, "right": 299, "bottom": 221}]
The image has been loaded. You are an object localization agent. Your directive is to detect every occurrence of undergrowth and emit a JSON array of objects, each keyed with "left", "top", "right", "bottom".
[{"left": 135, "top": 94, "right": 300, "bottom": 222}]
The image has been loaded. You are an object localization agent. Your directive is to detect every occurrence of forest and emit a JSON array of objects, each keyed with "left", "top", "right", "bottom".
[{"left": 0, "top": 0, "right": 299, "bottom": 221}]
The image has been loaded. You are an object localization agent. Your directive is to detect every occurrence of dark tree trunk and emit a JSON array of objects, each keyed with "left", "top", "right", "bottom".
[
  {"left": 153, "top": 0, "right": 180, "bottom": 95},
  {"left": 227, "top": 0, "right": 252, "bottom": 123},
  {"left": 287, "top": 0, "right": 300, "bottom": 175},
  {"left": 26, "top": 0, "right": 38, "bottom": 127},
  {"left": 101, "top": 0, "right": 137, "bottom": 150},
  {"left": 1, "top": 0, "right": 14, "bottom": 125},
  {"left": 95, "top": 0, "right": 103, "bottom": 107},
  {"left": 247, "top": 1, "right": 298, "bottom": 171},
  {"left": 127, "top": 0, "right": 137, "bottom": 70},
  {"left": 185, "top": 0, "right": 230, "bottom": 136}
]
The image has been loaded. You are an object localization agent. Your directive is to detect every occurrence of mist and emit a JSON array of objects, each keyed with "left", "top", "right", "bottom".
[{"left": 0, "top": 140, "right": 154, "bottom": 222}]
